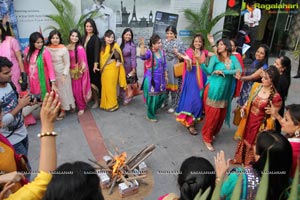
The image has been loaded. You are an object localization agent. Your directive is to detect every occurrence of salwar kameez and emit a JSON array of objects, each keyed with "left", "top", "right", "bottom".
[
  {"left": 175, "top": 48, "right": 207, "bottom": 127},
  {"left": 140, "top": 49, "right": 167, "bottom": 121},
  {"left": 162, "top": 38, "right": 185, "bottom": 109},
  {"left": 69, "top": 46, "right": 91, "bottom": 110},
  {"left": 233, "top": 83, "right": 282, "bottom": 165},
  {"left": 201, "top": 55, "right": 242, "bottom": 143}
]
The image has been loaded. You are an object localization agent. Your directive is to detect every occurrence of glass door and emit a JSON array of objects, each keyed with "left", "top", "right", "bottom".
[{"left": 223, "top": 0, "right": 298, "bottom": 56}]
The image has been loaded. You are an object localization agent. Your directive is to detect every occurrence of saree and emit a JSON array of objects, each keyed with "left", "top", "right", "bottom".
[{"left": 100, "top": 43, "right": 127, "bottom": 110}]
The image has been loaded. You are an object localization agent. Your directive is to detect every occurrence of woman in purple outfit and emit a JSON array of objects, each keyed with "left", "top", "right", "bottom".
[
  {"left": 119, "top": 28, "right": 137, "bottom": 105},
  {"left": 140, "top": 34, "right": 167, "bottom": 122}
]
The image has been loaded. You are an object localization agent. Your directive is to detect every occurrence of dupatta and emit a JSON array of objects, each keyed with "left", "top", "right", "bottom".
[
  {"left": 36, "top": 47, "right": 47, "bottom": 100},
  {"left": 184, "top": 48, "right": 206, "bottom": 95},
  {"left": 234, "top": 82, "right": 275, "bottom": 140}
]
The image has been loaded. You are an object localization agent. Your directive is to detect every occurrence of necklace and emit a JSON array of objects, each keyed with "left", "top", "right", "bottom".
[{"left": 224, "top": 59, "right": 231, "bottom": 69}]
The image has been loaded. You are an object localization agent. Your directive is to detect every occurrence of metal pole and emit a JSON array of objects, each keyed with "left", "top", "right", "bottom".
[
  {"left": 270, "top": 0, "right": 283, "bottom": 49},
  {"left": 237, "top": 0, "right": 245, "bottom": 32}
]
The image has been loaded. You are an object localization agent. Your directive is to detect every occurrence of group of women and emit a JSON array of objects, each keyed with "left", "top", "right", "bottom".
[
  {"left": 1, "top": 16, "right": 298, "bottom": 166},
  {"left": 0, "top": 18, "right": 140, "bottom": 120}
]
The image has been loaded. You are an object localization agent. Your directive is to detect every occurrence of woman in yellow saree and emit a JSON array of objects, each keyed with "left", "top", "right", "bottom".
[{"left": 94, "top": 30, "right": 127, "bottom": 111}]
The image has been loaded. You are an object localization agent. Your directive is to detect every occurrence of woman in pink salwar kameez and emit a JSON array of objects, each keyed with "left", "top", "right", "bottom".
[
  {"left": 0, "top": 23, "right": 25, "bottom": 92},
  {"left": 67, "top": 29, "right": 91, "bottom": 115},
  {"left": 23, "top": 32, "right": 57, "bottom": 99}
]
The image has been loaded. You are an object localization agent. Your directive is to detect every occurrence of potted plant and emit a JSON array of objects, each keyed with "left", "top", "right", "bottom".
[
  {"left": 183, "top": 0, "right": 238, "bottom": 49},
  {"left": 45, "top": 0, "right": 99, "bottom": 43}
]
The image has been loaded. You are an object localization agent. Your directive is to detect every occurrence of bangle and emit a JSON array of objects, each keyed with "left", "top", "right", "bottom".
[
  {"left": 38, "top": 131, "right": 58, "bottom": 138},
  {"left": 215, "top": 177, "right": 222, "bottom": 183}
]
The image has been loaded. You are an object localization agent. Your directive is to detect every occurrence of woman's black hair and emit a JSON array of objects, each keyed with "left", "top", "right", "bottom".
[
  {"left": 148, "top": 34, "right": 161, "bottom": 88},
  {"left": 0, "top": 23, "right": 7, "bottom": 41},
  {"left": 69, "top": 29, "right": 83, "bottom": 64},
  {"left": 178, "top": 157, "right": 215, "bottom": 200},
  {"left": 190, "top": 33, "right": 205, "bottom": 51},
  {"left": 165, "top": 26, "right": 177, "bottom": 38},
  {"left": 216, "top": 38, "right": 232, "bottom": 62},
  {"left": 26, "top": 32, "right": 44, "bottom": 63},
  {"left": 285, "top": 104, "right": 300, "bottom": 126},
  {"left": 83, "top": 18, "right": 99, "bottom": 45},
  {"left": 255, "top": 44, "right": 269, "bottom": 69},
  {"left": 101, "top": 29, "right": 115, "bottom": 53},
  {"left": 265, "top": 65, "right": 280, "bottom": 91},
  {"left": 279, "top": 55, "right": 291, "bottom": 98},
  {"left": 120, "top": 28, "right": 134, "bottom": 50},
  {"left": 43, "top": 161, "right": 104, "bottom": 200},
  {"left": 46, "top": 29, "right": 63, "bottom": 45},
  {"left": 253, "top": 131, "right": 292, "bottom": 200}
]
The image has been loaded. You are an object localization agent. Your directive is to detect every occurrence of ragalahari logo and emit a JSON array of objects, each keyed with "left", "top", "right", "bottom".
[{"left": 255, "top": 3, "right": 299, "bottom": 11}]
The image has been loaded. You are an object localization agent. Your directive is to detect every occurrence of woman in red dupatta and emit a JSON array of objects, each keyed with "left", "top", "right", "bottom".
[{"left": 232, "top": 65, "right": 282, "bottom": 165}]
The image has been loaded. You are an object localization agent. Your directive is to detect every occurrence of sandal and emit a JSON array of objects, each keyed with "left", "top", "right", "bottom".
[
  {"left": 204, "top": 142, "right": 215, "bottom": 151},
  {"left": 146, "top": 116, "right": 158, "bottom": 123},
  {"left": 229, "top": 159, "right": 241, "bottom": 165},
  {"left": 56, "top": 111, "right": 66, "bottom": 121},
  {"left": 187, "top": 126, "right": 198, "bottom": 135},
  {"left": 107, "top": 105, "right": 119, "bottom": 112},
  {"left": 78, "top": 110, "right": 84, "bottom": 116},
  {"left": 91, "top": 102, "right": 99, "bottom": 109}
]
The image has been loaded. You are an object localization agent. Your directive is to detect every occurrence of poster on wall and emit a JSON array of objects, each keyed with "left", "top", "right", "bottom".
[
  {"left": 81, "top": 0, "right": 172, "bottom": 43},
  {"left": 12, "top": 0, "right": 222, "bottom": 50},
  {"left": 152, "top": 11, "right": 178, "bottom": 39},
  {"left": 13, "top": 0, "right": 57, "bottom": 50}
]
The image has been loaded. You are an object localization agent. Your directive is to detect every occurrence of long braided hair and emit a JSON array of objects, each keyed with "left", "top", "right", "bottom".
[
  {"left": 261, "top": 65, "right": 280, "bottom": 129},
  {"left": 149, "top": 34, "right": 161, "bottom": 88}
]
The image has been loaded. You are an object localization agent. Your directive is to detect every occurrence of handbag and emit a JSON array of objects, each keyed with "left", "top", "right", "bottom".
[
  {"left": 233, "top": 106, "right": 242, "bottom": 126},
  {"left": 16, "top": 154, "right": 30, "bottom": 173},
  {"left": 173, "top": 62, "right": 184, "bottom": 77},
  {"left": 126, "top": 74, "right": 138, "bottom": 84}
]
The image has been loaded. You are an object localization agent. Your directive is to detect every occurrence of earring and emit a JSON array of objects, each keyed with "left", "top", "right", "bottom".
[{"left": 295, "top": 130, "right": 300, "bottom": 137}]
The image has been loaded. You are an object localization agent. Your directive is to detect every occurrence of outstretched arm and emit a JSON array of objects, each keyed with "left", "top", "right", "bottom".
[{"left": 38, "top": 92, "right": 60, "bottom": 172}]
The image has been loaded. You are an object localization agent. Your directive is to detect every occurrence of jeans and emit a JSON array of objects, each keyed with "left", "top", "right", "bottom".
[
  {"left": 13, "top": 136, "right": 31, "bottom": 179},
  {"left": 13, "top": 136, "right": 29, "bottom": 156}
]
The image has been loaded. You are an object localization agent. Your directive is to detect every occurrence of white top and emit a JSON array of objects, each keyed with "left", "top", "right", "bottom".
[
  {"left": 244, "top": 8, "right": 261, "bottom": 27},
  {"left": 84, "top": 3, "right": 116, "bottom": 38}
]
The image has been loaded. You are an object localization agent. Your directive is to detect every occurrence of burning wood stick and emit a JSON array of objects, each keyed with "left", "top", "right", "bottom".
[
  {"left": 88, "top": 158, "right": 105, "bottom": 169},
  {"left": 120, "top": 174, "right": 130, "bottom": 186},
  {"left": 130, "top": 151, "right": 153, "bottom": 170},
  {"left": 109, "top": 140, "right": 120, "bottom": 155},
  {"left": 127, "top": 144, "right": 155, "bottom": 168},
  {"left": 126, "top": 175, "right": 147, "bottom": 181},
  {"left": 125, "top": 153, "right": 137, "bottom": 165},
  {"left": 109, "top": 176, "right": 118, "bottom": 195},
  {"left": 107, "top": 150, "right": 115, "bottom": 158}
]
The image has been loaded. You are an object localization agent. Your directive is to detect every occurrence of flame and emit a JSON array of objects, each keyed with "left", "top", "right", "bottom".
[{"left": 112, "top": 152, "right": 127, "bottom": 178}]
